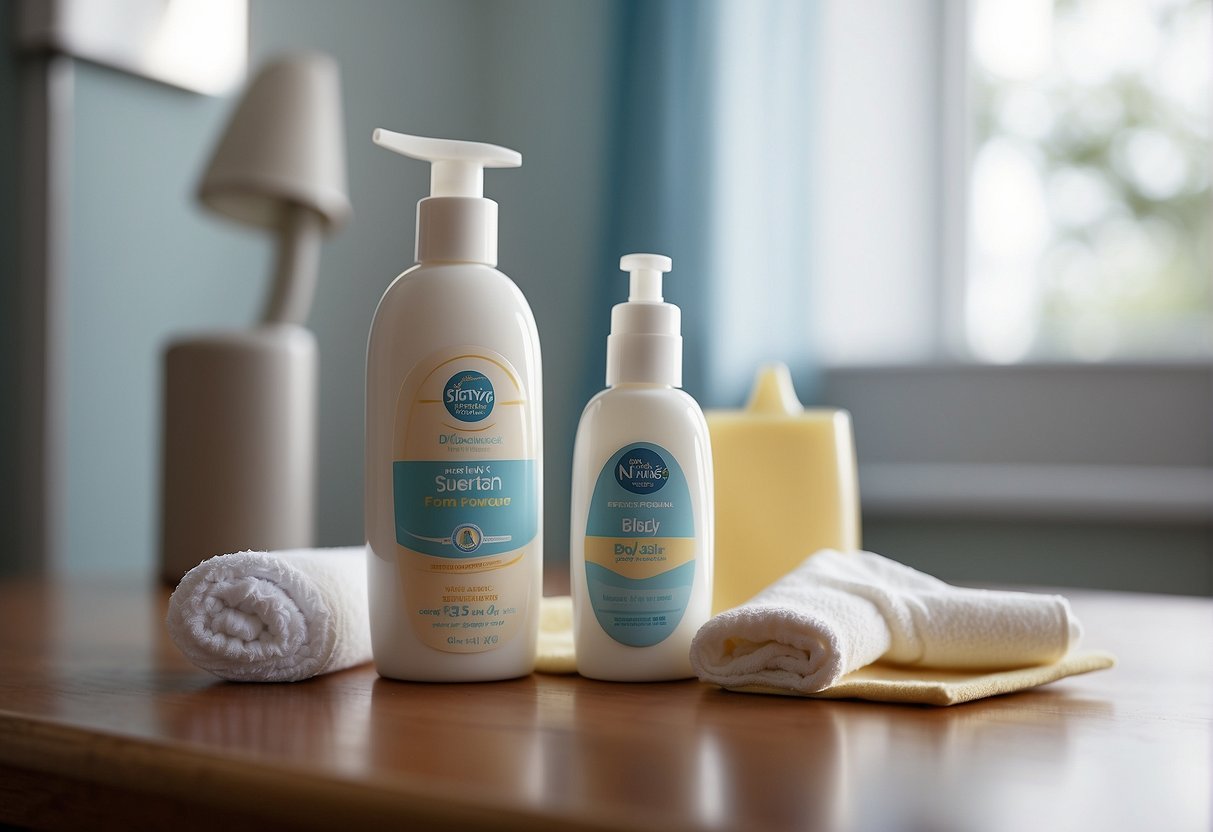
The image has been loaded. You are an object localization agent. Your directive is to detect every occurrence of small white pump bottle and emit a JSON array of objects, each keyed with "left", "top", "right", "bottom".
[
  {"left": 365, "top": 130, "right": 542, "bottom": 682},
  {"left": 570, "top": 254, "right": 714, "bottom": 681}
]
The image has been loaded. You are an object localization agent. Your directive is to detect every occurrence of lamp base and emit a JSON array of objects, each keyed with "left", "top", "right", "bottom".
[{"left": 159, "top": 325, "right": 317, "bottom": 584}]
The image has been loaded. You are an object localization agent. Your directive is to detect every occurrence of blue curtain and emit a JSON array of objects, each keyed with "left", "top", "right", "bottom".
[{"left": 590, "top": 0, "right": 820, "bottom": 409}]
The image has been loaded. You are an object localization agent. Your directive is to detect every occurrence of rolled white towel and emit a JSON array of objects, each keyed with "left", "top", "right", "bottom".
[
  {"left": 690, "top": 549, "right": 1082, "bottom": 694},
  {"left": 167, "top": 546, "right": 372, "bottom": 682}
]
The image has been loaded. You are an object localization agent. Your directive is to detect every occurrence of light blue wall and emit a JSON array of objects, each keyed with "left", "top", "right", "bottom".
[
  {"left": 63, "top": 0, "right": 616, "bottom": 575},
  {"left": 473, "top": 2, "right": 619, "bottom": 583},
  {"left": 66, "top": 64, "right": 264, "bottom": 574}
]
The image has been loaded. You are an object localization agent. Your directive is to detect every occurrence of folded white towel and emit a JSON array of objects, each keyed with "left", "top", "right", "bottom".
[
  {"left": 690, "top": 549, "right": 1082, "bottom": 694},
  {"left": 167, "top": 546, "right": 372, "bottom": 682}
]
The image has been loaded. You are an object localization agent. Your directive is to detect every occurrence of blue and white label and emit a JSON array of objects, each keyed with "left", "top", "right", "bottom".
[
  {"left": 393, "top": 459, "right": 537, "bottom": 558},
  {"left": 614, "top": 446, "right": 670, "bottom": 494},
  {"left": 392, "top": 347, "right": 537, "bottom": 653},
  {"left": 443, "top": 370, "right": 495, "bottom": 422},
  {"left": 584, "top": 442, "right": 695, "bottom": 647}
]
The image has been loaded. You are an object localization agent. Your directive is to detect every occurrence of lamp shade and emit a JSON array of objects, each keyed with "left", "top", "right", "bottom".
[{"left": 198, "top": 52, "right": 350, "bottom": 232}]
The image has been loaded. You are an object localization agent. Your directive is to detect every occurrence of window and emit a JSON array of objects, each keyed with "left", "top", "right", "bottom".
[
  {"left": 811, "top": 0, "right": 1213, "bottom": 593},
  {"left": 812, "top": 0, "right": 1211, "bottom": 367},
  {"left": 967, "top": 0, "right": 1212, "bottom": 362}
]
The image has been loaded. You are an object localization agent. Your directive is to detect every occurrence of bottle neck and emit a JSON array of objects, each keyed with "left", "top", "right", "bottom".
[
  {"left": 605, "top": 332, "right": 683, "bottom": 387},
  {"left": 605, "top": 301, "right": 682, "bottom": 387},
  {"left": 416, "top": 196, "right": 498, "bottom": 265}
]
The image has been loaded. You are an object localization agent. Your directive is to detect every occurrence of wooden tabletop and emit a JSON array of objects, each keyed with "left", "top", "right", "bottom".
[{"left": 0, "top": 578, "right": 1208, "bottom": 831}]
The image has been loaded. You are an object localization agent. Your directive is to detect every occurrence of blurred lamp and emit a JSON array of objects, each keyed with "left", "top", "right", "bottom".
[{"left": 159, "top": 53, "right": 350, "bottom": 584}]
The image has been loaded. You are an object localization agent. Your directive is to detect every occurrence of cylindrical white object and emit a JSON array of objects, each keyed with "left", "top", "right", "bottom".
[
  {"left": 366, "top": 264, "right": 543, "bottom": 683},
  {"left": 416, "top": 197, "right": 498, "bottom": 266},
  {"left": 159, "top": 325, "right": 316, "bottom": 584},
  {"left": 572, "top": 253, "right": 713, "bottom": 681},
  {"left": 366, "top": 130, "right": 540, "bottom": 683},
  {"left": 605, "top": 253, "right": 682, "bottom": 387},
  {"left": 570, "top": 385, "right": 714, "bottom": 681}
]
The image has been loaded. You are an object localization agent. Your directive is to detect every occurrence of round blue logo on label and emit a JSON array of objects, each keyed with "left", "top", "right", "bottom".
[
  {"left": 451, "top": 523, "right": 484, "bottom": 553},
  {"left": 443, "top": 371, "right": 494, "bottom": 422},
  {"left": 614, "top": 446, "right": 670, "bottom": 494}
]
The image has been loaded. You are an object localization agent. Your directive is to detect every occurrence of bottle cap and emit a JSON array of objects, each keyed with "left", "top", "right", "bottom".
[
  {"left": 606, "top": 253, "right": 682, "bottom": 387},
  {"left": 372, "top": 129, "right": 521, "bottom": 265}
]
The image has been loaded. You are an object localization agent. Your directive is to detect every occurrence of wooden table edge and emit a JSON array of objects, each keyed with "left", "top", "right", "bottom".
[{"left": 0, "top": 709, "right": 640, "bottom": 832}]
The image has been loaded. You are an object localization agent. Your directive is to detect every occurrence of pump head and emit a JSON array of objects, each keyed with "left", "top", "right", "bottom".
[
  {"left": 372, "top": 128, "right": 522, "bottom": 265},
  {"left": 372, "top": 129, "right": 520, "bottom": 198},
  {"left": 606, "top": 252, "right": 682, "bottom": 387},
  {"left": 620, "top": 253, "right": 672, "bottom": 302}
]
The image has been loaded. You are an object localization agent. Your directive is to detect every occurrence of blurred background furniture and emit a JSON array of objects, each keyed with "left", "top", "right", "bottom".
[{"left": 160, "top": 52, "right": 349, "bottom": 583}]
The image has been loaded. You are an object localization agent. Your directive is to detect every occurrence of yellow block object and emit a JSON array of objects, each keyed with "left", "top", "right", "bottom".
[{"left": 707, "top": 364, "right": 861, "bottom": 613}]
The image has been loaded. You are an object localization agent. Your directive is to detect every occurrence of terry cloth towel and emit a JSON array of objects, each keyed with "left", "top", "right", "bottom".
[
  {"left": 167, "top": 546, "right": 372, "bottom": 682},
  {"left": 690, "top": 549, "right": 1115, "bottom": 703},
  {"left": 168, "top": 545, "right": 579, "bottom": 681}
]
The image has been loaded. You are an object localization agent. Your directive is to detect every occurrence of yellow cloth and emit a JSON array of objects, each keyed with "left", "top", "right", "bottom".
[
  {"left": 536, "top": 595, "right": 576, "bottom": 674},
  {"left": 535, "top": 594, "right": 1115, "bottom": 703},
  {"left": 729, "top": 650, "right": 1116, "bottom": 706}
]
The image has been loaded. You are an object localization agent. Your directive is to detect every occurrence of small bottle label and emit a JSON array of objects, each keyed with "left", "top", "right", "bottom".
[
  {"left": 393, "top": 347, "right": 537, "bottom": 653},
  {"left": 584, "top": 442, "right": 695, "bottom": 646}
]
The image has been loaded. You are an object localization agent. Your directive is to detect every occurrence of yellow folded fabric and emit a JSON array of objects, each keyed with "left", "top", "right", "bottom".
[
  {"left": 725, "top": 650, "right": 1117, "bottom": 706},
  {"left": 536, "top": 595, "right": 576, "bottom": 674}
]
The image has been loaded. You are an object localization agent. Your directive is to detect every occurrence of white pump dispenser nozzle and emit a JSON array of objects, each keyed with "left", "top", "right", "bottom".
[
  {"left": 372, "top": 128, "right": 521, "bottom": 265},
  {"left": 621, "top": 252, "right": 672, "bottom": 302},
  {"left": 606, "top": 253, "right": 682, "bottom": 387},
  {"left": 371, "top": 129, "right": 521, "bottom": 198}
]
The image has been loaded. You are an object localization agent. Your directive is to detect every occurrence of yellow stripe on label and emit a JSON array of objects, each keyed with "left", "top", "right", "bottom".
[{"left": 583, "top": 536, "right": 696, "bottom": 580}]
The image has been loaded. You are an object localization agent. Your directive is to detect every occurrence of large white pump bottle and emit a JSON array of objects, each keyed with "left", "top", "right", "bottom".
[
  {"left": 570, "top": 254, "right": 714, "bottom": 681},
  {"left": 365, "top": 130, "right": 542, "bottom": 682}
]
